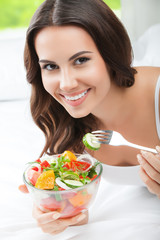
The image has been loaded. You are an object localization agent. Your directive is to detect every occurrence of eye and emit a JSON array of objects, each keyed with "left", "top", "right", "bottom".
[
  {"left": 42, "top": 64, "right": 59, "bottom": 71},
  {"left": 74, "top": 57, "right": 90, "bottom": 65}
]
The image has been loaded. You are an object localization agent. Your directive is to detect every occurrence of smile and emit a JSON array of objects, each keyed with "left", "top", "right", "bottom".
[{"left": 64, "top": 90, "right": 88, "bottom": 101}]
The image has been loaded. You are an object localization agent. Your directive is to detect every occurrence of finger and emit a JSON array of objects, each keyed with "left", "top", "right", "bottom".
[
  {"left": 137, "top": 154, "right": 160, "bottom": 184},
  {"left": 140, "top": 150, "right": 160, "bottom": 172},
  {"left": 154, "top": 146, "right": 160, "bottom": 160},
  {"left": 156, "top": 146, "right": 160, "bottom": 154},
  {"left": 139, "top": 167, "right": 160, "bottom": 196},
  {"left": 32, "top": 204, "right": 44, "bottom": 217},
  {"left": 40, "top": 220, "right": 67, "bottom": 234},
  {"left": 18, "top": 184, "right": 29, "bottom": 193},
  {"left": 62, "top": 212, "right": 87, "bottom": 226},
  {"left": 33, "top": 205, "right": 61, "bottom": 225},
  {"left": 40, "top": 213, "right": 87, "bottom": 235},
  {"left": 50, "top": 226, "right": 67, "bottom": 235}
]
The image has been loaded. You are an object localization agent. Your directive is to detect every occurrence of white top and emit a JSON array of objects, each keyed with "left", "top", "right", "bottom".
[{"left": 155, "top": 75, "right": 160, "bottom": 140}]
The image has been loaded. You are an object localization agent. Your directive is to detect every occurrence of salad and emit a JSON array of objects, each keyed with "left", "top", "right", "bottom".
[
  {"left": 26, "top": 150, "right": 99, "bottom": 190},
  {"left": 24, "top": 151, "right": 102, "bottom": 218}
]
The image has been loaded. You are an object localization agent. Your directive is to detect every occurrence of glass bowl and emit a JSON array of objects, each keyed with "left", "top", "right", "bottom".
[{"left": 23, "top": 153, "right": 103, "bottom": 219}]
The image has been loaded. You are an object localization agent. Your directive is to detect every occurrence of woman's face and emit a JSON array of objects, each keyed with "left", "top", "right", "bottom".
[{"left": 35, "top": 25, "right": 111, "bottom": 118}]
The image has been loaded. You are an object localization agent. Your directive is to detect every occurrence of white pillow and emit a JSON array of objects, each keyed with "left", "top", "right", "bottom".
[
  {"left": 132, "top": 24, "right": 160, "bottom": 67},
  {"left": 0, "top": 28, "right": 30, "bottom": 100}
]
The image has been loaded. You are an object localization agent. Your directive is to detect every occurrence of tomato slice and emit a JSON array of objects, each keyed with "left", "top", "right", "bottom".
[
  {"left": 63, "top": 163, "right": 70, "bottom": 170},
  {"left": 27, "top": 169, "right": 41, "bottom": 186},
  {"left": 35, "top": 159, "right": 41, "bottom": 163},
  {"left": 60, "top": 201, "right": 85, "bottom": 218},
  {"left": 32, "top": 166, "right": 39, "bottom": 171},
  {"left": 71, "top": 160, "right": 91, "bottom": 172},
  {"left": 40, "top": 197, "right": 65, "bottom": 211},
  {"left": 40, "top": 160, "right": 51, "bottom": 170}
]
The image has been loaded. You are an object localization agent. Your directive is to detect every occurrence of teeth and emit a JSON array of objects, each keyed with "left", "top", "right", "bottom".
[{"left": 64, "top": 90, "right": 88, "bottom": 101}]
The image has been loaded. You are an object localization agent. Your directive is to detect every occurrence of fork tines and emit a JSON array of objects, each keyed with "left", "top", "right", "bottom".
[
  {"left": 91, "top": 130, "right": 113, "bottom": 144},
  {"left": 92, "top": 130, "right": 113, "bottom": 134}
]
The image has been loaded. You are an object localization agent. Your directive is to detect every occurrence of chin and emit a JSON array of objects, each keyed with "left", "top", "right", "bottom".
[{"left": 68, "top": 110, "right": 90, "bottom": 119}]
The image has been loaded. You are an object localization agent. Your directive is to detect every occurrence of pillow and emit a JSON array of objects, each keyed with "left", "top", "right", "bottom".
[
  {"left": 0, "top": 28, "right": 30, "bottom": 100},
  {"left": 132, "top": 24, "right": 160, "bottom": 67}
]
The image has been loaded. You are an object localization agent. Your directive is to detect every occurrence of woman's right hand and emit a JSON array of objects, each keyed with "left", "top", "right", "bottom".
[
  {"left": 32, "top": 204, "right": 88, "bottom": 235},
  {"left": 19, "top": 184, "right": 88, "bottom": 235}
]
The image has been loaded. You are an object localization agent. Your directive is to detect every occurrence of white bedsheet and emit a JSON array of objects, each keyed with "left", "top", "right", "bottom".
[{"left": 1, "top": 24, "right": 160, "bottom": 240}]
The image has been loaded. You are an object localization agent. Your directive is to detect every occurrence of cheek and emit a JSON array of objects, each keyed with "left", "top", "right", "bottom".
[
  {"left": 41, "top": 75, "right": 56, "bottom": 95},
  {"left": 87, "top": 61, "right": 110, "bottom": 86}
]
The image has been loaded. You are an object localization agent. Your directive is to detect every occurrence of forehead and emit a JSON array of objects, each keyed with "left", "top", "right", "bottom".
[{"left": 34, "top": 25, "right": 99, "bottom": 57}]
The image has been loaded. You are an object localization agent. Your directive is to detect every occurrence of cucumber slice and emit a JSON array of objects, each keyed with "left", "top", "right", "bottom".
[
  {"left": 83, "top": 133, "right": 101, "bottom": 150},
  {"left": 55, "top": 177, "right": 72, "bottom": 190},
  {"left": 63, "top": 179, "right": 84, "bottom": 187}
]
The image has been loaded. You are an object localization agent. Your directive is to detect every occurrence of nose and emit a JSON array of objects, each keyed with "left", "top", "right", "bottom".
[{"left": 59, "top": 69, "right": 78, "bottom": 91}]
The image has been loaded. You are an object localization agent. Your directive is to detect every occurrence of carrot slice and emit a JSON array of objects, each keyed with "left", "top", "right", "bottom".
[{"left": 69, "top": 190, "right": 92, "bottom": 207}]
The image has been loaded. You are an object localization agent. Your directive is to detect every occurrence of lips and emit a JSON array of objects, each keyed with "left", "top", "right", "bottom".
[
  {"left": 60, "top": 89, "right": 90, "bottom": 107},
  {"left": 64, "top": 90, "right": 88, "bottom": 101}
]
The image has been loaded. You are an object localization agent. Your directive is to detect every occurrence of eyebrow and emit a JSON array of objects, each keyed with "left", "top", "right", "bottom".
[
  {"left": 39, "top": 51, "right": 93, "bottom": 64},
  {"left": 69, "top": 51, "right": 93, "bottom": 61}
]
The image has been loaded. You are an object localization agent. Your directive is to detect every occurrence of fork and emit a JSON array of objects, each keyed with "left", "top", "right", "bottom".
[{"left": 91, "top": 130, "right": 157, "bottom": 154}]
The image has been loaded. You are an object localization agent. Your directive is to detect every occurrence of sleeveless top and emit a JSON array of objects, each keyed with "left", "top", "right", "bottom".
[
  {"left": 98, "top": 75, "right": 160, "bottom": 186},
  {"left": 155, "top": 75, "right": 160, "bottom": 139}
]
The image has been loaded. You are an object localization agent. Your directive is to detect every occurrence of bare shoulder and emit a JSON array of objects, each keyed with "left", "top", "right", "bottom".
[{"left": 135, "top": 66, "right": 160, "bottom": 81}]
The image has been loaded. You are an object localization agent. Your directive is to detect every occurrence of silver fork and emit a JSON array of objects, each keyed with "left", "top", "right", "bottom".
[{"left": 91, "top": 130, "right": 157, "bottom": 153}]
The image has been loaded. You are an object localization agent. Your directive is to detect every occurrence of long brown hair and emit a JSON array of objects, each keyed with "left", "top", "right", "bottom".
[{"left": 24, "top": 0, "right": 136, "bottom": 156}]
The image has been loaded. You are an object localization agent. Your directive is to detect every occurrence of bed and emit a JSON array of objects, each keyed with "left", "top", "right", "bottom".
[{"left": 0, "top": 24, "right": 160, "bottom": 240}]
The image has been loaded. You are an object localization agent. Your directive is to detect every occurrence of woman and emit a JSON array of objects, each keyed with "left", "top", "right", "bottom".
[{"left": 19, "top": 0, "right": 160, "bottom": 235}]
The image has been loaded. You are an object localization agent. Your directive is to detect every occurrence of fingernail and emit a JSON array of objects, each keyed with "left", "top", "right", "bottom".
[
  {"left": 137, "top": 154, "right": 143, "bottom": 164},
  {"left": 76, "top": 214, "right": 86, "bottom": 222},
  {"left": 156, "top": 146, "right": 160, "bottom": 152},
  {"left": 52, "top": 212, "right": 61, "bottom": 219}
]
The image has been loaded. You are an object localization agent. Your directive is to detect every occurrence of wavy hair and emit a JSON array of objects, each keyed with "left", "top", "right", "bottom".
[{"left": 24, "top": 0, "right": 137, "bottom": 156}]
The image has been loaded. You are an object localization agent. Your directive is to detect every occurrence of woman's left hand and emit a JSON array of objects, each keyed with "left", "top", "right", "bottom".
[{"left": 137, "top": 146, "right": 160, "bottom": 198}]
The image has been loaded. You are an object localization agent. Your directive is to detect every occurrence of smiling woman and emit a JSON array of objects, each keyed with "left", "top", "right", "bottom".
[
  {"left": 25, "top": 0, "right": 135, "bottom": 156},
  {"left": 21, "top": 0, "right": 160, "bottom": 237}
]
